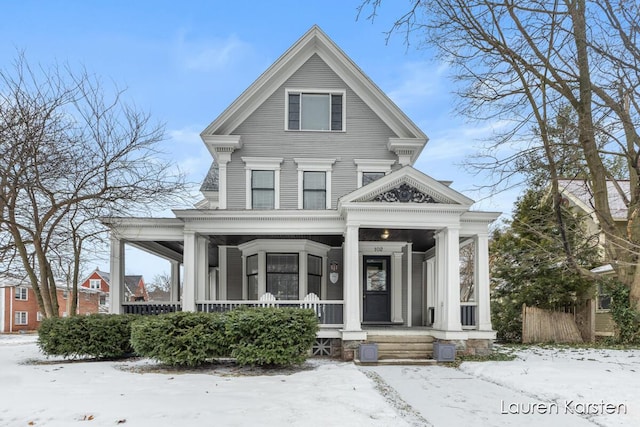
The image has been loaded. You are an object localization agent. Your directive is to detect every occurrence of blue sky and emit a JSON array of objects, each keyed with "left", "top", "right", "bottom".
[{"left": 2, "top": 1, "right": 518, "bottom": 279}]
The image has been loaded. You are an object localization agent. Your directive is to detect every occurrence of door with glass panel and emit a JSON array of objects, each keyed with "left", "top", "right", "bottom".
[{"left": 362, "top": 256, "right": 391, "bottom": 322}]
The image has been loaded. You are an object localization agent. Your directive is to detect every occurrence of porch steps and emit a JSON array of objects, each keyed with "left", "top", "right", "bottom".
[{"left": 362, "top": 334, "right": 435, "bottom": 363}]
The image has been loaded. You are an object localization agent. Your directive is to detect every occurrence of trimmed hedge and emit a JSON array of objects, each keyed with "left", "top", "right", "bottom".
[
  {"left": 130, "top": 308, "right": 319, "bottom": 367},
  {"left": 38, "top": 314, "right": 137, "bottom": 359},
  {"left": 225, "top": 307, "right": 318, "bottom": 366},
  {"left": 130, "top": 312, "right": 229, "bottom": 367}
]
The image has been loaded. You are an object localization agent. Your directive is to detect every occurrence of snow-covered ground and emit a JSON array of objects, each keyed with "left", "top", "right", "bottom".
[{"left": 1, "top": 334, "right": 638, "bottom": 427}]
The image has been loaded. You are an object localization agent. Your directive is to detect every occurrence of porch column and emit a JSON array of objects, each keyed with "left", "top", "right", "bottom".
[
  {"left": 342, "top": 223, "right": 365, "bottom": 339},
  {"left": 434, "top": 226, "right": 462, "bottom": 331},
  {"left": 219, "top": 246, "right": 228, "bottom": 300},
  {"left": 391, "top": 252, "right": 403, "bottom": 323},
  {"left": 475, "top": 232, "right": 492, "bottom": 331},
  {"left": 196, "top": 236, "right": 209, "bottom": 301},
  {"left": 182, "top": 231, "right": 198, "bottom": 312},
  {"left": 169, "top": 260, "right": 180, "bottom": 302},
  {"left": 109, "top": 236, "right": 124, "bottom": 314}
]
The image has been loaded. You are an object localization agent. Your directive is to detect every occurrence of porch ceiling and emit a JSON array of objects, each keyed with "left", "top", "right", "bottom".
[
  {"left": 359, "top": 228, "right": 435, "bottom": 252},
  {"left": 207, "top": 234, "right": 344, "bottom": 247}
]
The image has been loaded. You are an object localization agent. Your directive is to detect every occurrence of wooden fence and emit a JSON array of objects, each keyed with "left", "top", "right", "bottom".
[{"left": 522, "top": 304, "right": 584, "bottom": 343}]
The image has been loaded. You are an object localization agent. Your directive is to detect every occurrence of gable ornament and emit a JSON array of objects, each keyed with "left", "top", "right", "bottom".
[{"left": 372, "top": 183, "right": 437, "bottom": 203}]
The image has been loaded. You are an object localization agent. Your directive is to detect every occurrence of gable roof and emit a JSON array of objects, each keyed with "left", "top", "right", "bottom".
[
  {"left": 201, "top": 25, "right": 427, "bottom": 145},
  {"left": 558, "top": 179, "right": 629, "bottom": 221},
  {"left": 339, "top": 166, "right": 474, "bottom": 207}
]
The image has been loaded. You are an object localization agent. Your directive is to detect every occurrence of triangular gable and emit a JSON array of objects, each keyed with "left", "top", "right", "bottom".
[
  {"left": 201, "top": 25, "right": 427, "bottom": 144},
  {"left": 340, "top": 166, "right": 474, "bottom": 207}
]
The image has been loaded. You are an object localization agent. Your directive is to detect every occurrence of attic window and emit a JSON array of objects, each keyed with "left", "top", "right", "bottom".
[{"left": 287, "top": 90, "right": 344, "bottom": 131}]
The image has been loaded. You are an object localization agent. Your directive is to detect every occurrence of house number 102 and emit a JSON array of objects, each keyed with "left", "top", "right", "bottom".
[{"left": 374, "top": 247, "right": 383, "bottom": 252}]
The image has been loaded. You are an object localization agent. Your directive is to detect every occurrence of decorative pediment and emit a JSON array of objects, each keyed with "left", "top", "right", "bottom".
[
  {"left": 339, "top": 166, "right": 475, "bottom": 208},
  {"left": 371, "top": 183, "right": 438, "bottom": 203}
]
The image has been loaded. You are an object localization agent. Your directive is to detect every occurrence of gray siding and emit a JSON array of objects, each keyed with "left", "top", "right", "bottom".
[
  {"left": 326, "top": 248, "right": 343, "bottom": 300},
  {"left": 225, "top": 54, "right": 398, "bottom": 210},
  {"left": 226, "top": 247, "right": 243, "bottom": 300}
]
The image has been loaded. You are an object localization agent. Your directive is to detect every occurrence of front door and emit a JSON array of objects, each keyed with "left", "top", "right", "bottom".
[{"left": 363, "top": 256, "right": 391, "bottom": 322}]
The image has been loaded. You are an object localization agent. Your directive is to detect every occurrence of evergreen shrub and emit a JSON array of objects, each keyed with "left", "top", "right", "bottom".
[
  {"left": 225, "top": 307, "right": 319, "bottom": 366},
  {"left": 38, "top": 314, "right": 136, "bottom": 359}
]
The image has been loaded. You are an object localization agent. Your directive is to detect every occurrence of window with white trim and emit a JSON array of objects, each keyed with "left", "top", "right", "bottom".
[
  {"left": 242, "top": 157, "right": 283, "bottom": 210},
  {"left": 303, "top": 171, "right": 326, "bottom": 209},
  {"left": 15, "top": 311, "right": 28, "bottom": 325},
  {"left": 307, "top": 255, "right": 322, "bottom": 298},
  {"left": 597, "top": 283, "right": 611, "bottom": 311},
  {"left": 252, "top": 171, "right": 275, "bottom": 209},
  {"left": 295, "top": 158, "right": 335, "bottom": 209},
  {"left": 89, "top": 279, "right": 101, "bottom": 290},
  {"left": 286, "top": 90, "right": 345, "bottom": 131},
  {"left": 267, "top": 253, "right": 299, "bottom": 300},
  {"left": 354, "top": 159, "right": 395, "bottom": 188},
  {"left": 15, "top": 287, "right": 28, "bottom": 300},
  {"left": 37, "top": 312, "right": 44, "bottom": 322},
  {"left": 246, "top": 254, "right": 259, "bottom": 300}
]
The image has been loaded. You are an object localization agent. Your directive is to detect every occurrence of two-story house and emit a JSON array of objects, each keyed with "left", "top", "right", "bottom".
[
  {"left": 103, "top": 26, "right": 500, "bottom": 359},
  {"left": 79, "top": 268, "right": 148, "bottom": 307}
]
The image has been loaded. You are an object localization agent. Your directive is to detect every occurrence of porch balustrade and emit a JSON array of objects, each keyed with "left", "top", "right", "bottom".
[
  {"left": 122, "top": 302, "right": 182, "bottom": 315},
  {"left": 460, "top": 302, "right": 478, "bottom": 328},
  {"left": 196, "top": 299, "right": 344, "bottom": 326}
]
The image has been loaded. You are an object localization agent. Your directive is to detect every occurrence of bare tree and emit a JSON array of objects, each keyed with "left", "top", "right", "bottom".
[
  {"left": 359, "top": 0, "right": 640, "bottom": 310},
  {"left": 0, "top": 54, "right": 189, "bottom": 317}
]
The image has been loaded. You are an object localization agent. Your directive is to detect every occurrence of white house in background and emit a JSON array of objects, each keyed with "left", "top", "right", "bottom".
[{"left": 103, "top": 26, "right": 500, "bottom": 359}]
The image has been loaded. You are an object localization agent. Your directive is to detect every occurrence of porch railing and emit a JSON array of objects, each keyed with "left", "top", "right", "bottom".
[
  {"left": 460, "top": 302, "right": 477, "bottom": 328},
  {"left": 197, "top": 300, "right": 344, "bottom": 326},
  {"left": 122, "top": 302, "right": 182, "bottom": 315}
]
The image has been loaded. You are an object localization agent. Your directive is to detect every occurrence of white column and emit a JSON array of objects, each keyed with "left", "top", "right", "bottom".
[
  {"left": 170, "top": 260, "right": 181, "bottom": 302},
  {"left": 391, "top": 252, "right": 403, "bottom": 323},
  {"left": 342, "top": 224, "right": 363, "bottom": 334},
  {"left": 425, "top": 258, "right": 436, "bottom": 325},
  {"left": 216, "top": 151, "right": 232, "bottom": 210},
  {"left": 182, "top": 231, "right": 197, "bottom": 312},
  {"left": 218, "top": 246, "right": 228, "bottom": 300},
  {"left": 475, "top": 233, "right": 492, "bottom": 331},
  {"left": 434, "top": 227, "right": 462, "bottom": 331},
  {"left": 299, "top": 250, "right": 308, "bottom": 298},
  {"left": 196, "top": 235, "right": 209, "bottom": 302},
  {"left": 406, "top": 242, "right": 413, "bottom": 327},
  {"left": 109, "top": 236, "right": 124, "bottom": 314}
]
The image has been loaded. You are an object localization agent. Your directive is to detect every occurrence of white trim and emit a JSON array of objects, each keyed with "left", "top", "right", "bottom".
[
  {"left": 294, "top": 158, "right": 336, "bottom": 209},
  {"left": 284, "top": 88, "right": 346, "bottom": 132},
  {"left": 242, "top": 157, "right": 283, "bottom": 210},
  {"left": 354, "top": 159, "right": 395, "bottom": 188}
]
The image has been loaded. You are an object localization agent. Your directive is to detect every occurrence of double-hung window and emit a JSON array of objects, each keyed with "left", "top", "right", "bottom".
[
  {"left": 354, "top": 159, "right": 395, "bottom": 188},
  {"left": 242, "top": 157, "right": 283, "bottom": 210},
  {"left": 15, "top": 287, "right": 28, "bottom": 300},
  {"left": 15, "top": 311, "right": 28, "bottom": 325},
  {"left": 295, "top": 158, "right": 335, "bottom": 209},
  {"left": 303, "top": 171, "right": 326, "bottom": 209},
  {"left": 246, "top": 254, "right": 259, "bottom": 300},
  {"left": 252, "top": 171, "right": 275, "bottom": 209},
  {"left": 287, "top": 90, "right": 345, "bottom": 131},
  {"left": 307, "top": 255, "right": 322, "bottom": 298},
  {"left": 89, "top": 279, "right": 101, "bottom": 290}
]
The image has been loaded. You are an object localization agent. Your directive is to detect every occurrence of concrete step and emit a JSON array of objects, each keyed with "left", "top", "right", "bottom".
[
  {"left": 366, "top": 334, "right": 435, "bottom": 344},
  {"left": 355, "top": 358, "right": 439, "bottom": 366},
  {"left": 376, "top": 342, "right": 433, "bottom": 352}
]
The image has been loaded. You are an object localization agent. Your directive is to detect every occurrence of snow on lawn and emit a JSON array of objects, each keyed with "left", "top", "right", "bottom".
[
  {"left": 2, "top": 335, "right": 639, "bottom": 427},
  {"left": 458, "top": 346, "right": 640, "bottom": 427},
  {"left": 0, "top": 334, "right": 406, "bottom": 427}
]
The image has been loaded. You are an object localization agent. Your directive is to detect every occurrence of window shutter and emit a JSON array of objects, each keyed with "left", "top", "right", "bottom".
[
  {"left": 288, "top": 93, "right": 300, "bottom": 130},
  {"left": 331, "top": 94, "right": 342, "bottom": 131}
]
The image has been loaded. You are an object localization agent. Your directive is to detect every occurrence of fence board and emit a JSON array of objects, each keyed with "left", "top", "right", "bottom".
[{"left": 522, "top": 304, "right": 583, "bottom": 343}]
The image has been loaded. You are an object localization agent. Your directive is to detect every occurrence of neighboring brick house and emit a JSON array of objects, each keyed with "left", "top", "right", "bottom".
[
  {"left": 79, "top": 268, "right": 148, "bottom": 304},
  {"left": 0, "top": 281, "right": 101, "bottom": 333}
]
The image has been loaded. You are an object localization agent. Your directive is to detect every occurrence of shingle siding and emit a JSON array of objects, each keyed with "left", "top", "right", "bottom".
[{"left": 224, "top": 54, "right": 397, "bottom": 210}]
